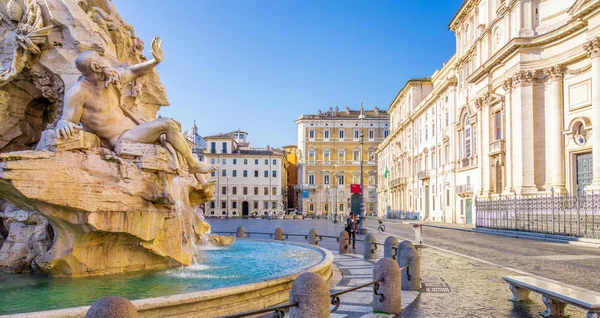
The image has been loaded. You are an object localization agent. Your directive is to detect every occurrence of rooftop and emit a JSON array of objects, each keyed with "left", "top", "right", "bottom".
[{"left": 296, "top": 106, "right": 390, "bottom": 121}]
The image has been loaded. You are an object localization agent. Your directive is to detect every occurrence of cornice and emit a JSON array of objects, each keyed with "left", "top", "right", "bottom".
[
  {"left": 449, "top": 0, "right": 478, "bottom": 31},
  {"left": 467, "top": 20, "right": 587, "bottom": 84}
]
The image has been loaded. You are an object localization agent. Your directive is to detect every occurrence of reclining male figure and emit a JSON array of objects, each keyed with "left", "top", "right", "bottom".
[{"left": 56, "top": 37, "right": 217, "bottom": 178}]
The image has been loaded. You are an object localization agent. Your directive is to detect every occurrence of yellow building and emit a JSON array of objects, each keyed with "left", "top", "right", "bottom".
[{"left": 296, "top": 106, "right": 390, "bottom": 216}]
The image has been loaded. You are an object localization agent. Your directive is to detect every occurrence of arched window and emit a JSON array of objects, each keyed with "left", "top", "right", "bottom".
[
  {"left": 353, "top": 172, "right": 360, "bottom": 184},
  {"left": 323, "top": 171, "right": 330, "bottom": 185},
  {"left": 464, "top": 116, "right": 472, "bottom": 158}
]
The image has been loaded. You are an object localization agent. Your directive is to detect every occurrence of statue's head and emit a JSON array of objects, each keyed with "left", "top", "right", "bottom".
[{"left": 75, "top": 51, "right": 120, "bottom": 88}]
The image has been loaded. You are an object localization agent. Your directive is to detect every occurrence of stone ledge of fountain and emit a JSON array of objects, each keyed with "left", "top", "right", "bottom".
[{"left": 2, "top": 239, "right": 334, "bottom": 318}]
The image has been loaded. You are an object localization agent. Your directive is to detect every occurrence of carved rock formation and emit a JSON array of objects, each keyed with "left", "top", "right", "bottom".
[{"left": 0, "top": 0, "right": 219, "bottom": 277}]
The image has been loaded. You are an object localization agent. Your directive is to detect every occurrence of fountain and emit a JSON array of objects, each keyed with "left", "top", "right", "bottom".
[{"left": 0, "top": 1, "right": 332, "bottom": 316}]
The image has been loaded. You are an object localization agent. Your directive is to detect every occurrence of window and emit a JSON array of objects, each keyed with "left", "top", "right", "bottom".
[
  {"left": 308, "top": 174, "right": 315, "bottom": 184},
  {"left": 473, "top": 124, "right": 477, "bottom": 155},
  {"left": 445, "top": 110, "right": 449, "bottom": 126},
  {"left": 264, "top": 187, "right": 268, "bottom": 195},
  {"left": 221, "top": 187, "right": 226, "bottom": 195},
  {"left": 324, "top": 149, "right": 330, "bottom": 162},
  {"left": 232, "top": 187, "right": 237, "bottom": 195},
  {"left": 324, "top": 130, "right": 330, "bottom": 140},
  {"left": 233, "top": 170, "right": 237, "bottom": 177},
  {"left": 211, "top": 158, "right": 216, "bottom": 164},
  {"left": 244, "top": 159, "right": 248, "bottom": 165},
  {"left": 353, "top": 173, "right": 360, "bottom": 184},
  {"left": 232, "top": 201, "right": 237, "bottom": 209},
  {"left": 243, "top": 170, "right": 248, "bottom": 177},
  {"left": 308, "top": 149, "right": 315, "bottom": 162},
  {"left": 353, "top": 149, "right": 360, "bottom": 162},
  {"left": 495, "top": 112, "right": 502, "bottom": 140},
  {"left": 272, "top": 159, "right": 276, "bottom": 165},
  {"left": 324, "top": 174, "right": 330, "bottom": 185},
  {"left": 309, "top": 203, "right": 315, "bottom": 212},
  {"left": 309, "top": 130, "right": 315, "bottom": 139},
  {"left": 210, "top": 142, "right": 216, "bottom": 153},
  {"left": 324, "top": 203, "right": 329, "bottom": 213},
  {"left": 368, "top": 174, "right": 375, "bottom": 186},
  {"left": 338, "top": 149, "right": 345, "bottom": 161},
  {"left": 338, "top": 175, "right": 345, "bottom": 185},
  {"left": 243, "top": 187, "right": 248, "bottom": 195},
  {"left": 265, "top": 159, "right": 268, "bottom": 165},
  {"left": 222, "top": 170, "right": 226, "bottom": 177},
  {"left": 446, "top": 189, "right": 450, "bottom": 206},
  {"left": 339, "top": 203, "right": 344, "bottom": 212},
  {"left": 222, "top": 142, "right": 227, "bottom": 153},
  {"left": 464, "top": 117, "right": 471, "bottom": 158},
  {"left": 254, "top": 170, "right": 258, "bottom": 177},
  {"left": 222, "top": 158, "right": 226, "bottom": 165},
  {"left": 211, "top": 171, "right": 215, "bottom": 177},
  {"left": 254, "top": 187, "right": 258, "bottom": 195},
  {"left": 445, "top": 144, "right": 449, "bottom": 164},
  {"left": 254, "top": 202, "right": 259, "bottom": 209},
  {"left": 368, "top": 130, "right": 374, "bottom": 139},
  {"left": 354, "top": 129, "right": 359, "bottom": 139},
  {"left": 368, "top": 149, "right": 375, "bottom": 161},
  {"left": 221, "top": 201, "right": 226, "bottom": 209},
  {"left": 210, "top": 201, "right": 215, "bottom": 209},
  {"left": 255, "top": 159, "right": 258, "bottom": 165},
  {"left": 339, "top": 129, "right": 344, "bottom": 139},
  {"left": 233, "top": 159, "right": 237, "bottom": 164},
  {"left": 384, "top": 130, "right": 389, "bottom": 138},
  {"left": 272, "top": 170, "right": 277, "bottom": 177},
  {"left": 264, "top": 170, "right": 268, "bottom": 177},
  {"left": 272, "top": 202, "right": 277, "bottom": 209},
  {"left": 272, "top": 187, "right": 276, "bottom": 195}
]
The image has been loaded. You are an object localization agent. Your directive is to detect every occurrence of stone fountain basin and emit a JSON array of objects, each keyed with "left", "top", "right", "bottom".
[{"left": 2, "top": 240, "right": 334, "bottom": 318}]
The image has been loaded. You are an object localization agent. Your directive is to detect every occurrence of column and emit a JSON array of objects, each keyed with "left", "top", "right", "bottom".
[
  {"left": 480, "top": 95, "right": 492, "bottom": 197},
  {"left": 542, "top": 65, "right": 566, "bottom": 194},
  {"left": 583, "top": 37, "right": 600, "bottom": 191},
  {"left": 502, "top": 78, "right": 513, "bottom": 194},
  {"left": 511, "top": 70, "right": 537, "bottom": 195}
]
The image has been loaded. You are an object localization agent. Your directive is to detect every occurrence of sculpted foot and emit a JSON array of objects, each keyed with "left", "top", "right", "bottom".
[
  {"left": 189, "top": 160, "right": 218, "bottom": 174},
  {"left": 195, "top": 173, "right": 216, "bottom": 187}
]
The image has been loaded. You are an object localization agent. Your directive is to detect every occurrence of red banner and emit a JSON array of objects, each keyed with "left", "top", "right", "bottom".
[{"left": 350, "top": 184, "right": 361, "bottom": 193}]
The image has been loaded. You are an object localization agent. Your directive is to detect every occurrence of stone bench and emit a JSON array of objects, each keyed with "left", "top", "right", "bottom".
[{"left": 504, "top": 275, "right": 600, "bottom": 317}]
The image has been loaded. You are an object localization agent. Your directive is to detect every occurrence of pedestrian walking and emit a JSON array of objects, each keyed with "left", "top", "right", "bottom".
[{"left": 345, "top": 212, "right": 357, "bottom": 249}]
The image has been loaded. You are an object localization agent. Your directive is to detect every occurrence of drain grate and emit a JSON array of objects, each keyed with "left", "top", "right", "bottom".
[{"left": 421, "top": 281, "right": 451, "bottom": 293}]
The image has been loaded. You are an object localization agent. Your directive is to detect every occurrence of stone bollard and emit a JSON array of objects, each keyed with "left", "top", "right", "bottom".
[
  {"left": 398, "top": 240, "right": 414, "bottom": 252},
  {"left": 236, "top": 226, "right": 246, "bottom": 238},
  {"left": 86, "top": 296, "right": 138, "bottom": 318},
  {"left": 372, "top": 258, "right": 402, "bottom": 314},
  {"left": 383, "top": 236, "right": 399, "bottom": 260},
  {"left": 338, "top": 231, "right": 349, "bottom": 254},
  {"left": 289, "top": 272, "right": 330, "bottom": 318},
  {"left": 274, "top": 227, "right": 284, "bottom": 241},
  {"left": 363, "top": 233, "right": 377, "bottom": 259},
  {"left": 399, "top": 246, "right": 420, "bottom": 291},
  {"left": 308, "top": 228, "right": 319, "bottom": 246}
]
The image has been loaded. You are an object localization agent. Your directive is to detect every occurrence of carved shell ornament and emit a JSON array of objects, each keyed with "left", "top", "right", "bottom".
[{"left": 0, "top": 0, "right": 53, "bottom": 87}]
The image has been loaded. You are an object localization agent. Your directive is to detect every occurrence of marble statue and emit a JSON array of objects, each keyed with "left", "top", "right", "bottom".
[
  {"left": 0, "top": 0, "right": 230, "bottom": 277},
  {"left": 56, "top": 37, "right": 218, "bottom": 181}
]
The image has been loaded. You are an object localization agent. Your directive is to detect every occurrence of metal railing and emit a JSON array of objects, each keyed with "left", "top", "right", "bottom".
[
  {"left": 220, "top": 302, "right": 298, "bottom": 318},
  {"left": 386, "top": 210, "right": 420, "bottom": 220},
  {"left": 330, "top": 279, "right": 384, "bottom": 313},
  {"left": 456, "top": 184, "right": 473, "bottom": 196},
  {"left": 476, "top": 192, "right": 600, "bottom": 239},
  {"left": 417, "top": 170, "right": 430, "bottom": 179},
  {"left": 489, "top": 139, "right": 504, "bottom": 155}
]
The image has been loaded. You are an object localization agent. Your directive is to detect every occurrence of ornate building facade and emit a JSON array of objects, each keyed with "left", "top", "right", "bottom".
[
  {"left": 378, "top": 0, "right": 600, "bottom": 224},
  {"left": 296, "top": 106, "right": 390, "bottom": 216}
]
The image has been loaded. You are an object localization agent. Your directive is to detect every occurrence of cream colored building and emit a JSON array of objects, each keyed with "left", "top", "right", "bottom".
[
  {"left": 297, "top": 106, "right": 390, "bottom": 216},
  {"left": 378, "top": 0, "right": 600, "bottom": 224},
  {"left": 203, "top": 131, "right": 288, "bottom": 217}
]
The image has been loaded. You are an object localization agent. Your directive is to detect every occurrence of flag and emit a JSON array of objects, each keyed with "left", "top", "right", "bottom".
[{"left": 384, "top": 167, "right": 389, "bottom": 179}]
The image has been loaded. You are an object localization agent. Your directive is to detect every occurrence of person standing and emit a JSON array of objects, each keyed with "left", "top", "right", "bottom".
[{"left": 346, "top": 212, "right": 357, "bottom": 249}]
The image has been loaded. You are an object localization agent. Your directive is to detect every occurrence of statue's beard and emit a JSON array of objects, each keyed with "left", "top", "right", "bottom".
[{"left": 94, "top": 66, "right": 121, "bottom": 89}]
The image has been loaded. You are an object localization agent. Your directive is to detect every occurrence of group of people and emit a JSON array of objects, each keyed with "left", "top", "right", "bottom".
[{"left": 345, "top": 212, "right": 359, "bottom": 249}]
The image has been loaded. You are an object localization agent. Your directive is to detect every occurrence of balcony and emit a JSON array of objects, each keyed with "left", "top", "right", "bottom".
[
  {"left": 417, "top": 170, "right": 430, "bottom": 180},
  {"left": 456, "top": 184, "right": 473, "bottom": 197},
  {"left": 489, "top": 139, "right": 505, "bottom": 156},
  {"left": 307, "top": 184, "right": 318, "bottom": 189},
  {"left": 461, "top": 158, "right": 471, "bottom": 168}
]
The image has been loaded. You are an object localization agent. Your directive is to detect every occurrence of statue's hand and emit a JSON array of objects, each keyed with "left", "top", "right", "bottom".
[
  {"left": 151, "top": 36, "right": 164, "bottom": 63},
  {"left": 56, "top": 120, "right": 83, "bottom": 139}
]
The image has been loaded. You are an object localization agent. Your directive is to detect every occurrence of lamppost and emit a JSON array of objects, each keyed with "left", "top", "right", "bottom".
[
  {"left": 333, "top": 164, "right": 338, "bottom": 223},
  {"left": 358, "top": 105, "right": 368, "bottom": 234}
]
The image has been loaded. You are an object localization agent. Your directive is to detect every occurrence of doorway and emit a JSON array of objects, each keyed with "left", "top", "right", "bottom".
[
  {"left": 576, "top": 153, "right": 593, "bottom": 196},
  {"left": 242, "top": 201, "right": 249, "bottom": 217},
  {"left": 466, "top": 199, "right": 472, "bottom": 224}
]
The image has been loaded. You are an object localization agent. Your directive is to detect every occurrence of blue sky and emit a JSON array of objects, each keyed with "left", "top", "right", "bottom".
[{"left": 114, "top": 0, "right": 462, "bottom": 148}]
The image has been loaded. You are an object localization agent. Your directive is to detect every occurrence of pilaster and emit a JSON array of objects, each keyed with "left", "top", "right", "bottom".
[
  {"left": 542, "top": 65, "right": 566, "bottom": 194},
  {"left": 502, "top": 78, "right": 513, "bottom": 195},
  {"left": 511, "top": 70, "right": 537, "bottom": 195}
]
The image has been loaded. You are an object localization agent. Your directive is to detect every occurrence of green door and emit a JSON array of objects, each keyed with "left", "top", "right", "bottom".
[
  {"left": 466, "top": 199, "right": 472, "bottom": 224},
  {"left": 351, "top": 193, "right": 361, "bottom": 214}
]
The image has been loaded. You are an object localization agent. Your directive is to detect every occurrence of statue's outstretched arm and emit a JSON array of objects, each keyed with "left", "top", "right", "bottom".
[
  {"left": 56, "top": 85, "right": 85, "bottom": 139},
  {"left": 122, "top": 36, "right": 163, "bottom": 83}
]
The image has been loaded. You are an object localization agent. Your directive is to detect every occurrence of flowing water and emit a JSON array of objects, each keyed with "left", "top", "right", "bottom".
[{"left": 0, "top": 240, "right": 324, "bottom": 315}]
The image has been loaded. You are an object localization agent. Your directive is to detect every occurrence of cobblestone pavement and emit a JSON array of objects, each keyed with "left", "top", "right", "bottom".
[
  {"left": 209, "top": 219, "right": 595, "bottom": 317},
  {"left": 369, "top": 220, "right": 600, "bottom": 292}
]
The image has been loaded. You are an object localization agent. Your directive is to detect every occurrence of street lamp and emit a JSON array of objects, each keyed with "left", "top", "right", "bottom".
[
  {"left": 333, "top": 164, "right": 338, "bottom": 223},
  {"left": 358, "top": 105, "right": 368, "bottom": 235}
]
